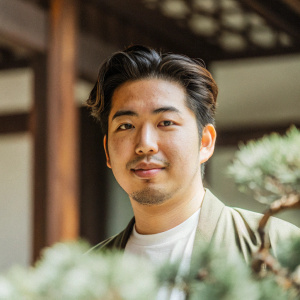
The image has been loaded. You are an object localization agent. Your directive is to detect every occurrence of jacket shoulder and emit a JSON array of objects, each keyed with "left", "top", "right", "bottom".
[
  {"left": 229, "top": 207, "right": 300, "bottom": 254},
  {"left": 232, "top": 206, "right": 300, "bottom": 236},
  {"left": 89, "top": 217, "right": 135, "bottom": 252}
]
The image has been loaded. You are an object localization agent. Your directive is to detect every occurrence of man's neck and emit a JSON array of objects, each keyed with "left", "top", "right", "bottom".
[{"left": 130, "top": 187, "right": 205, "bottom": 235}]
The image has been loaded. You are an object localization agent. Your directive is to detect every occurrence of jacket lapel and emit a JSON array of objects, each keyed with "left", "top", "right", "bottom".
[{"left": 194, "top": 189, "right": 225, "bottom": 244}]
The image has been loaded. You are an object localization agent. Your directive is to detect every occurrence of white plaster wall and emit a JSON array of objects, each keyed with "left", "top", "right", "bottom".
[
  {"left": 0, "top": 69, "right": 32, "bottom": 113},
  {"left": 211, "top": 54, "right": 300, "bottom": 129},
  {"left": 0, "top": 69, "right": 33, "bottom": 272},
  {"left": 0, "top": 133, "right": 32, "bottom": 271}
]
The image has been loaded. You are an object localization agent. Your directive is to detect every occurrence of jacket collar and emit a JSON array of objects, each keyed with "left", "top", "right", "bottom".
[
  {"left": 194, "top": 189, "right": 225, "bottom": 243},
  {"left": 120, "top": 189, "right": 225, "bottom": 249},
  {"left": 120, "top": 217, "right": 135, "bottom": 249}
]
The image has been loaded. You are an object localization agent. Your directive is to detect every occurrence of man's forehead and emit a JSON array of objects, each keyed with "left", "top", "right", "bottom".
[{"left": 109, "top": 78, "right": 187, "bottom": 116}]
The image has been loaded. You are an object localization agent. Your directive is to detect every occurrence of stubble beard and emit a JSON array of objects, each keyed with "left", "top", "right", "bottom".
[{"left": 130, "top": 186, "right": 177, "bottom": 206}]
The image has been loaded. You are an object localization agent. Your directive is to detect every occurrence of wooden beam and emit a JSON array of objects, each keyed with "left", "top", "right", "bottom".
[
  {"left": 0, "top": 0, "right": 47, "bottom": 52},
  {"left": 0, "top": 113, "right": 28, "bottom": 134},
  {"left": 80, "top": 107, "right": 109, "bottom": 245},
  {"left": 77, "top": 33, "right": 116, "bottom": 81},
  {"left": 282, "top": 0, "right": 300, "bottom": 15},
  {"left": 212, "top": 46, "right": 300, "bottom": 62},
  {"left": 0, "top": 0, "right": 217, "bottom": 62},
  {"left": 46, "top": 0, "right": 79, "bottom": 246},
  {"left": 240, "top": 0, "right": 300, "bottom": 40},
  {"left": 216, "top": 123, "right": 300, "bottom": 146},
  {"left": 91, "top": 0, "right": 300, "bottom": 61},
  {"left": 93, "top": 0, "right": 220, "bottom": 60},
  {"left": 0, "top": 0, "right": 116, "bottom": 81},
  {"left": 1, "top": 0, "right": 300, "bottom": 69},
  {"left": 0, "top": 58, "right": 30, "bottom": 70}
]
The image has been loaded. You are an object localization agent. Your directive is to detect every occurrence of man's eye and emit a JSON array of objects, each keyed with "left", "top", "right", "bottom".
[
  {"left": 159, "top": 120, "right": 174, "bottom": 127},
  {"left": 118, "top": 123, "right": 134, "bottom": 130}
]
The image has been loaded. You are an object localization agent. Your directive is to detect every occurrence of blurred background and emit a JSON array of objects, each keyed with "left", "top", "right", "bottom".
[{"left": 0, "top": 0, "right": 299, "bottom": 271}]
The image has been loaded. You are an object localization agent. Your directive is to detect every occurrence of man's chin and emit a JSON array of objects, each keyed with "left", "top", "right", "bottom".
[{"left": 130, "top": 188, "right": 172, "bottom": 206}]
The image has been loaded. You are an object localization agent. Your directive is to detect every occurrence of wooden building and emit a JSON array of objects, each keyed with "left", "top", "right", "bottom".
[{"left": 0, "top": 0, "right": 299, "bottom": 266}]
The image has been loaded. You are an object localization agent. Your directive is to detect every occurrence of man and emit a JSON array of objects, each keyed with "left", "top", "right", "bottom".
[{"left": 86, "top": 45, "right": 299, "bottom": 267}]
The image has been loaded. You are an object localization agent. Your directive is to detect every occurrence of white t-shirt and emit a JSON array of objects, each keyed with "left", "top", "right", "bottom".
[{"left": 125, "top": 209, "right": 200, "bottom": 299}]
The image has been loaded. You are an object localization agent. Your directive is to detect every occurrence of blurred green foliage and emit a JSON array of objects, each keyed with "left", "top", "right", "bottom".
[{"left": 227, "top": 126, "right": 300, "bottom": 204}]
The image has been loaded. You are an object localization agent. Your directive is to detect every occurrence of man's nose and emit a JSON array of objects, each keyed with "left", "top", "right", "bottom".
[{"left": 135, "top": 124, "right": 159, "bottom": 155}]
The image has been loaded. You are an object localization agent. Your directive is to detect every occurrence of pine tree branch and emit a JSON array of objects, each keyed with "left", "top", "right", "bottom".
[
  {"left": 258, "top": 194, "right": 300, "bottom": 250},
  {"left": 252, "top": 193, "right": 300, "bottom": 293}
]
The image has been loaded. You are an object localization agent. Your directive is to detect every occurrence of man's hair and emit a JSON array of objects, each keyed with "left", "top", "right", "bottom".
[{"left": 86, "top": 45, "right": 218, "bottom": 138}]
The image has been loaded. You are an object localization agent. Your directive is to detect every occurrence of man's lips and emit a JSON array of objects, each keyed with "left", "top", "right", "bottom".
[
  {"left": 130, "top": 162, "right": 166, "bottom": 178},
  {"left": 132, "top": 168, "right": 164, "bottom": 178}
]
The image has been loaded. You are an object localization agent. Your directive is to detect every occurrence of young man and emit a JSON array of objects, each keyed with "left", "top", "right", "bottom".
[{"left": 86, "top": 45, "right": 299, "bottom": 267}]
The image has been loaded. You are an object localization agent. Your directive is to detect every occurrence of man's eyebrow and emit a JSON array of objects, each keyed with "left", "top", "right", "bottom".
[
  {"left": 112, "top": 110, "right": 138, "bottom": 121},
  {"left": 153, "top": 106, "right": 180, "bottom": 114},
  {"left": 112, "top": 106, "right": 180, "bottom": 121}
]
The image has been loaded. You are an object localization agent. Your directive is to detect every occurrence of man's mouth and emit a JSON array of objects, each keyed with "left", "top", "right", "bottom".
[{"left": 131, "top": 162, "right": 166, "bottom": 179}]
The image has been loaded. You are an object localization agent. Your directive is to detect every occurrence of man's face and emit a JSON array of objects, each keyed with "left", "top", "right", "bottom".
[{"left": 104, "top": 78, "right": 214, "bottom": 206}]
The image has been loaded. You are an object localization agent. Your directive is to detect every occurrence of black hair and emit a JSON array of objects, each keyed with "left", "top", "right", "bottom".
[{"left": 87, "top": 45, "right": 218, "bottom": 137}]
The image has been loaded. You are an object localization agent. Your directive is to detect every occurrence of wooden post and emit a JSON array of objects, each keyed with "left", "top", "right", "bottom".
[
  {"left": 31, "top": 54, "right": 48, "bottom": 260},
  {"left": 46, "top": 0, "right": 79, "bottom": 245},
  {"left": 80, "top": 107, "right": 109, "bottom": 245}
]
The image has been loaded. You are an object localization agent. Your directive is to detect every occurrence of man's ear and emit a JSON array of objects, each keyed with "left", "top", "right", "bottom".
[
  {"left": 103, "top": 135, "right": 111, "bottom": 168},
  {"left": 200, "top": 124, "right": 216, "bottom": 164}
]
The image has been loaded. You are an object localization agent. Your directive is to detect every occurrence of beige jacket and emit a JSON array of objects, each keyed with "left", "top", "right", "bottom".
[{"left": 93, "top": 189, "right": 300, "bottom": 262}]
